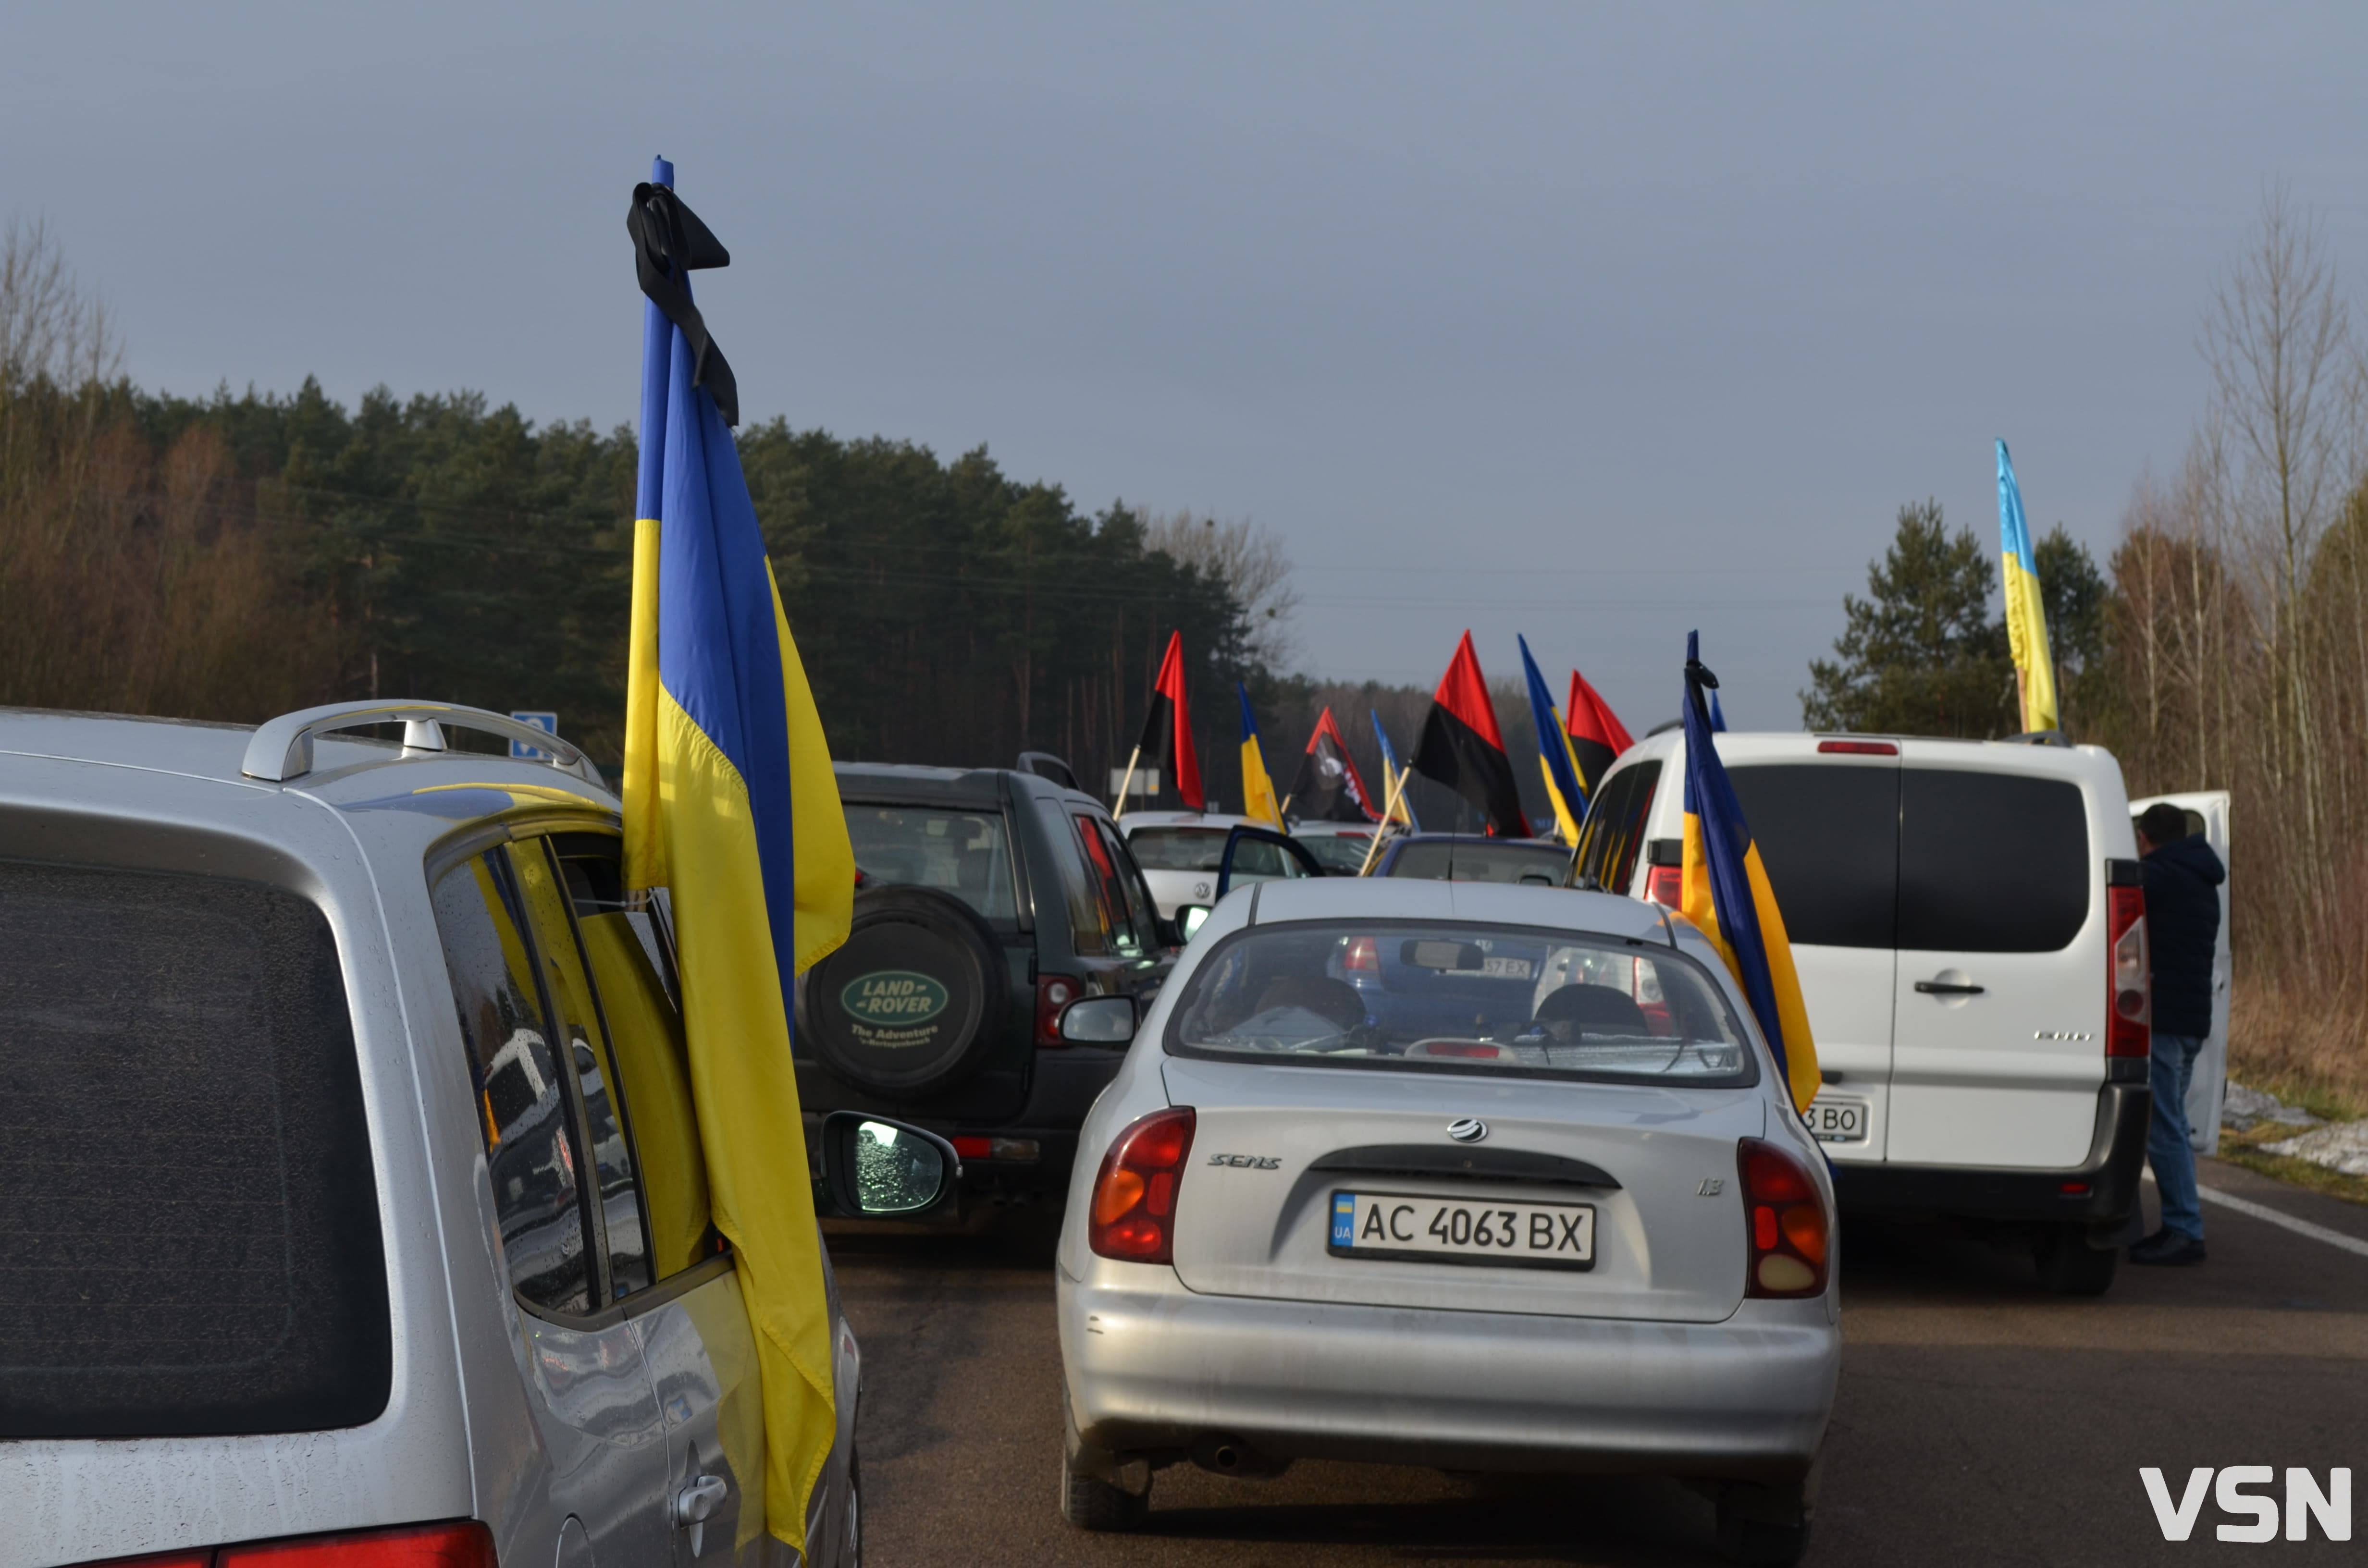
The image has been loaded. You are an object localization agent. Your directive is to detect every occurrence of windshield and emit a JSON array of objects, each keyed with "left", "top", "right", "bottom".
[
  {"left": 1294, "top": 832, "right": 1375, "bottom": 873},
  {"left": 1167, "top": 919, "right": 1754, "bottom": 1084},
  {"left": 844, "top": 801, "right": 1018, "bottom": 923},
  {"left": 1385, "top": 840, "right": 1573, "bottom": 886}
]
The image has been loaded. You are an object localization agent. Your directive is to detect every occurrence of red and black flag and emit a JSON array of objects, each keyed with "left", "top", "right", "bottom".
[
  {"left": 1286, "top": 706, "right": 1379, "bottom": 823},
  {"left": 1566, "top": 668, "right": 1636, "bottom": 795},
  {"left": 1133, "top": 630, "right": 1205, "bottom": 810},
  {"left": 1411, "top": 632, "right": 1530, "bottom": 837}
]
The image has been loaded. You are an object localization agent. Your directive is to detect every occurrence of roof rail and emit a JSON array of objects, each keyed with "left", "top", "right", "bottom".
[{"left": 243, "top": 701, "right": 604, "bottom": 786}]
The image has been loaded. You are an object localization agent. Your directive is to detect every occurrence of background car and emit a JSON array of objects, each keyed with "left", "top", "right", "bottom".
[
  {"left": 1121, "top": 809, "right": 1315, "bottom": 917},
  {"left": 1371, "top": 831, "right": 1577, "bottom": 885},
  {"left": 799, "top": 760, "right": 1179, "bottom": 1200},
  {"left": 0, "top": 699, "right": 949, "bottom": 1568},
  {"left": 1573, "top": 729, "right": 2152, "bottom": 1293},
  {"left": 1287, "top": 818, "right": 1381, "bottom": 874},
  {"left": 1052, "top": 877, "right": 1839, "bottom": 1565}
]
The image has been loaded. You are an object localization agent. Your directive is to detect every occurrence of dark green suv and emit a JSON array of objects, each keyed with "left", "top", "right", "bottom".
[{"left": 794, "top": 760, "right": 1179, "bottom": 1199}]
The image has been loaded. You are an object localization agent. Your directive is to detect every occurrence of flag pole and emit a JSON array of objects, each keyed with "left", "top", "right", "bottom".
[
  {"left": 1111, "top": 744, "right": 1142, "bottom": 819},
  {"left": 1357, "top": 763, "right": 1412, "bottom": 876}
]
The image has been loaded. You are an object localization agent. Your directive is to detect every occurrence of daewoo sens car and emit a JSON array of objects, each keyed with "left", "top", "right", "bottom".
[{"left": 1050, "top": 877, "right": 1840, "bottom": 1566}]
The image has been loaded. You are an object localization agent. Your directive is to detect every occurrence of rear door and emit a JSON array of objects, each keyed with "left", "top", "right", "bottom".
[
  {"left": 2129, "top": 791, "right": 2232, "bottom": 1155},
  {"left": 1887, "top": 751, "right": 2103, "bottom": 1168}
]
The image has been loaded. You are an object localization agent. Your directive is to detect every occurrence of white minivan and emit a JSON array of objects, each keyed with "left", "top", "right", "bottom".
[{"left": 1572, "top": 731, "right": 2155, "bottom": 1293}]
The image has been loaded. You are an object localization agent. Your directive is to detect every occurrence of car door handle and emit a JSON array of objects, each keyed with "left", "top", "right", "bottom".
[
  {"left": 674, "top": 1473, "right": 729, "bottom": 1556},
  {"left": 1914, "top": 980, "right": 1986, "bottom": 995}
]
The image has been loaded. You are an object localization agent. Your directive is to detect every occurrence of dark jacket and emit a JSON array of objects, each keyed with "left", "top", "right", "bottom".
[{"left": 2143, "top": 834, "right": 2224, "bottom": 1038}]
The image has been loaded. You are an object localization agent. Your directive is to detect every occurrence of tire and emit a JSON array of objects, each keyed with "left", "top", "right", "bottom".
[
  {"left": 1716, "top": 1508, "right": 1810, "bottom": 1566},
  {"left": 804, "top": 886, "right": 1009, "bottom": 1097},
  {"left": 2034, "top": 1224, "right": 2119, "bottom": 1295},
  {"left": 1061, "top": 1446, "right": 1150, "bottom": 1531},
  {"left": 842, "top": 1448, "right": 862, "bottom": 1568}
]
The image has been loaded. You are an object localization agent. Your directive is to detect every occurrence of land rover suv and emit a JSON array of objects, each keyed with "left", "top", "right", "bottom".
[
  {"left": 1573, "top": 730, "right": 2152, "bottom": 1294},
  {"left": 796, "top": 761, "right": 1180, "bottom": 1199}
]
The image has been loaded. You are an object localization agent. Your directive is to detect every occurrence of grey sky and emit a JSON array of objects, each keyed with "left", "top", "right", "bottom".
[{"left": 8, "top": 2, "right": 2366, "bottom": 733}]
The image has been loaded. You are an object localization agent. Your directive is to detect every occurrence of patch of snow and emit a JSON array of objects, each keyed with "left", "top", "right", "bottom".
[
  {"left": 2262, "top": 1120, "right": 2368, "bottom": 1178},
  {"left": 2222, "top": 1081, "right": 2323, "bottom": 1132}
]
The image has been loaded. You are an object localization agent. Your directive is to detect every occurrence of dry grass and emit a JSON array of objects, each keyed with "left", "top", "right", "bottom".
[
  {"left": 2226, "top": 972, "right": 2368, "bottom": 1122},
  {"left": 2214, "top": 1117, "right": 2368, "bottom": 1208}
]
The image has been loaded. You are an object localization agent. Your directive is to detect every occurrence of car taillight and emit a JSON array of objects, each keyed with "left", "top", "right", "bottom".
[
  {"left": 1645, "top": 864, "right": 1682, "bottom": 906},
  {"left": 2107, "top": 884, "right": 2149, "bottom": 1057},
  {"left": 99, "top": 1524, "right": 498, "bottom": 1568},
  {"left": 1036, "top": 974, "right": 1080, "bottom": 1047},
  {"left": 1344, "top": 936, "right": 1379, "bottom": 971},
  {"left": 1088, "top": 1106, "right": 1196, "bottom": 1263},
  {"left": 1739, "top": 1139, "right": 1828, "bottom": 1298}
]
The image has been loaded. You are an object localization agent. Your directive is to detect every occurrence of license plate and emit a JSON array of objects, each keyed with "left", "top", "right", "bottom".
[
  {"left": 1806, "top": 1096, "right": 1868, "bottom": 1144},
  {"left": 1480, "top": 956, "right": 1533, "bottom": 978},
  {"left": 1329, "top": 1190, "right": 1594, "bottom": 1270}
]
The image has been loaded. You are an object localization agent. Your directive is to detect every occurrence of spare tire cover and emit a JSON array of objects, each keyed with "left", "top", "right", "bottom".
[{"left": 805, "top": 886, "right": 1007, "bottom": 1095}]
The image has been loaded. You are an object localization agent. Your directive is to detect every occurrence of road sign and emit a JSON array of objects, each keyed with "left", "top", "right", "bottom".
[
  {"left": 1109, "top": 767, "right": 1161, "bottom": 797},
  {"left": 510, "top": 711, "right": 559, "bottom": 760}
]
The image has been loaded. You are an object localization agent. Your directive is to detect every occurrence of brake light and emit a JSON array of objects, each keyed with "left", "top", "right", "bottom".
[
  {"left": 99, "top": 1523, "right": 498, "bottom": 1568},
  {"left": 1344, "top": 936, "right": 1379, "bottom": 971},
  {"left": 1645, "top": 864, "right": 1682, "bottom": 907},
  {"left": 2107, "top": 884, "right": 2149, "bottom": 1057},
  {"left": 1739, "top": 1139, "right": 1828, "bottom": 1298},
  {"left": 1036, "top": 974, "right": 1080, "bottom": 1047},
  {"left": 1088, "top": 1106, "right": 1196, "bottom": 1263},
  {"left": 1816, "top": 739, "right": 1898, "bottom": 756}
]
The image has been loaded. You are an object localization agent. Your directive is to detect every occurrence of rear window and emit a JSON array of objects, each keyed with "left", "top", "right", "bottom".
[
  {"left": 1166, "top": 919, "right": 1753, "bottom": 1085},
  {"left": 1126, "top": 826, "right": 1232, "bottom": 871},
  {"left": 1725, "top": 764, "right": 1899, "bottom": 949},
  {"left": 845, "top": 801, "right": 1018, "bottom": 925},
  {"left": 1900, "top": 770, "right": 2090, "bottom": 952},
  {"left": 1385, "top": 840, "right": 1573, "bottom": 885},
  {"left": 0, "top": 858, "right": 389, "bottom": 1438},
  {"left": 1294, "top": 832, "right": 1374, "bottom": 873},
  {"left": 1573, "top": 760, "right": 1660, "bottom": 893}
]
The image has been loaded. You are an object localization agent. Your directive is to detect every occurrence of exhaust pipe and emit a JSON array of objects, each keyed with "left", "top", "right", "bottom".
[{"left": 1189, "top": 1432, "right": 1286, "bottom": 1479}]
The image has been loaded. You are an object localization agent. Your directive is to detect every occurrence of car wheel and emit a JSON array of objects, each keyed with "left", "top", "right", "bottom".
[
  {"left": 2034, "top": 1224, "right": 2119, "bottom": 1295},
  {"left": 803, "top": 886, "right": 1010, "bottom": 1097},
  {"left": 1715, "top": 1507, "right": 1809, "bottom": 1566},
  {"left": 1061, "top": 1446, "right": 1150, "bottom": 1531},
  {"left": 842, "top": 1447, "right": 862, "bottom": 1568}
]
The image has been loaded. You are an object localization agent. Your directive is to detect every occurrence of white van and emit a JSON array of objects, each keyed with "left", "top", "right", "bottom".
[{"left": 1572, "top": 731, "right": 2155, "bottom": 1293}]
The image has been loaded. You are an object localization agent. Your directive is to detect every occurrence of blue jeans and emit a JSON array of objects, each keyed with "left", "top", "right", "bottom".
[{"left": 2148, "top": 1033, "right": 2206, "bottom": 1240}]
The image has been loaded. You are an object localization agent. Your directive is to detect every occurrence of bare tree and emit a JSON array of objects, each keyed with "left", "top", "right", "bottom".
[
  {"left": 1139, "top": 509, "right": 1303, "bottom": 667},
  {"left": 0, "top": 214, "right": 118, "bottom": 394}
]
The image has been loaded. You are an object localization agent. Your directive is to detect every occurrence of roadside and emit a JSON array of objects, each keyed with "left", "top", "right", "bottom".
[{"left": 2213, "top": 1080, "right": 2368, "bottom": 1210}]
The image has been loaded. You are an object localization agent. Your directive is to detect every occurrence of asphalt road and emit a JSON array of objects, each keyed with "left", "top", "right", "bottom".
[{"left": 831, "top": 1156, "right": 2368, "bottom": 1566}]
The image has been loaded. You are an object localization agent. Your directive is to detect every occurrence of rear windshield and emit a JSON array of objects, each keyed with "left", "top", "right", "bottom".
[
  {"left": 845, "top": 801, "right": 1018, "bottom": 924},
  {"left": 0, "top": 858, "right": 389, "bottom": 1438},
  {"left": 1385, "top": 840, "right": 1573, "bottom": 885},
  {"left": 1128, "top": 825, "right": 1299, "bottom": 878},
  {"left": 1294, "top": 832, "right": 1375, "bottom": 873},
  {"left": 1726, "top": 764, "right": 1899, "bottom": 949},
  {"left": 1166, "top": 919, "right": 1754, "bottom": 1085},
  {"left": 1900, "top": 769, "right": 2090, "bottom": 951}
]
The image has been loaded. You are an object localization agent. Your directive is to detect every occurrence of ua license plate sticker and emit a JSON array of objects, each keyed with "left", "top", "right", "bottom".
[
  {"left": 1806, "top": 1096, "right": 1869, "bottom": 1144},
  {"left": 1329, "top": 1190, "right": 1594, "bottom": 1271},
  {"left": 1480, "top": 955, "right": 1532, "bottom": 978}
]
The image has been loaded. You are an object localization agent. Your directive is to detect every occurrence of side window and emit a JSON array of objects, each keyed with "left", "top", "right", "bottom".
[
  {"left": 549, "top": 837, "right": 713, "bottom": 1282},
  {"left": 1231, "top": 836, "right": 1290, "bottom": 880},
  {"left": 1044, "top": 803, "right": 1111, "bottom": 956},
  {"left": 1088, "top": 816, "right": 1161, "bottom": 947},
  {"left": 1899, "top": 770, "right": 2089, "bottom": 952},
  {"left": 512, "top": 839, "right": 652, "bottom": 1300},
  {"left": 431, "top": 851, "right": 595, "bottom": 1316},
  {"left": 1575, "top": 760, "right": 1661, "bottom": 893},
  {"left": 1072, "top": 812, "right": 1148, "bottom": 956},
  {"left": 1726, "top": 764, "right": 1899, "bottom": 949}
]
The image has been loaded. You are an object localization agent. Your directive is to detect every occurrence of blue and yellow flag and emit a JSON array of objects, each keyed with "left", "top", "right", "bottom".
[
  {"left": 1997, "top": 439, "right": 2058, "bottom": 734},
  {"left": 1678, "top": 632, "right": 1817, "bottom": 1114},
  {"left": 1370, "top": 709, "right": 1418, "bottom": 829},
  {"left": 620, "top": 158, "right": 854, "bottom": 1557},
  {"left": 1237, "top": 684, "right": 1284, "bottom": 829},
  {"left": 1517, "top": 634, "right": 1589, "bottom": 844}
]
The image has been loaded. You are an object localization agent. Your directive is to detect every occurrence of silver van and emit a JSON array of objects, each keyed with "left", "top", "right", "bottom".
[
  {"left": 1573, "top": 731, "right": 2153, "bottom": 1293},
  {"left": 0, "top": 701, "right": 948, "bottom": 1568}
]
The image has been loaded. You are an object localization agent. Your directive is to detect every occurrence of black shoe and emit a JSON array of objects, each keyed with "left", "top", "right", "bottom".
[{"left": 2129, "top": 1231, "right": 2207, "bottom": 1266}]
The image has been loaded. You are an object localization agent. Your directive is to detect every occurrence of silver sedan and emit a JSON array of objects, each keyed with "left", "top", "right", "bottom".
[{"left": 1052, "top": 877, "right": 1840, "bottom": 1566}]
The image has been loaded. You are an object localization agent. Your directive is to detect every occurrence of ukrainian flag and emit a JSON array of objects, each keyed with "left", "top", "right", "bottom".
[
  {"left": 619, "top": 158, "right": 854, "bottom": 1557},
  {"left": 1997, "top": 439, "right": 2058, "bottom": 733},
  {"left": 1237, "top": 684, "right": 1284, "bottom": 829},
  {"left": 1517, "top": 634, "right": 1588, "bottom": 844},
  {"left": 1678, "top": 632, "right": 1818, "bottom": 1114},
  {"left": 1370, "top": 709, "right": 1418, "bottom": 829}
]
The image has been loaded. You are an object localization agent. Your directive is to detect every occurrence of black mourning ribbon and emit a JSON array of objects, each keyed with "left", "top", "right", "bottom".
[
  {"left": 1685, "top": 650, "right": 1720, "bottom": 725},
  {"left": 628, "top": 182, "right": 739, "bottom": 427}
]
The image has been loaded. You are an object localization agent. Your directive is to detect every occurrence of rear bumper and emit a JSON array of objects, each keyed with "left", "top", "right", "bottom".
[
  {"left": 1831, "top": 1081, "right": 2151, "bottom": 1231},
  {"left": 1057, "top": 1259, "right": 1838, "bottom": 1483}
]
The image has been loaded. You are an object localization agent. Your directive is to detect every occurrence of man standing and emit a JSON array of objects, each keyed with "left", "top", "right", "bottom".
[{"left": 2129, "top": 801, "right": 2226, "bottom": 1267}]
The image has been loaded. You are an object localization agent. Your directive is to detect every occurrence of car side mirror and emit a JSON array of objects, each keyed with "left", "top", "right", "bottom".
[
  {"left": 1059, "top": 994, "right": 1138, "bottom": 1043},
  {"left": 1175, "top": 904, "right": 1211, "bottom": 940},
  {"left": 817, "top": 1111, "right": 962, "bottom": 1220}
]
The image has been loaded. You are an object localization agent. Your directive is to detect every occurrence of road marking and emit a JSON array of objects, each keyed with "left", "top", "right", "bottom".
[{"left": 2199, "top": 1185, "right": 2368, "bottom": 1260}]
